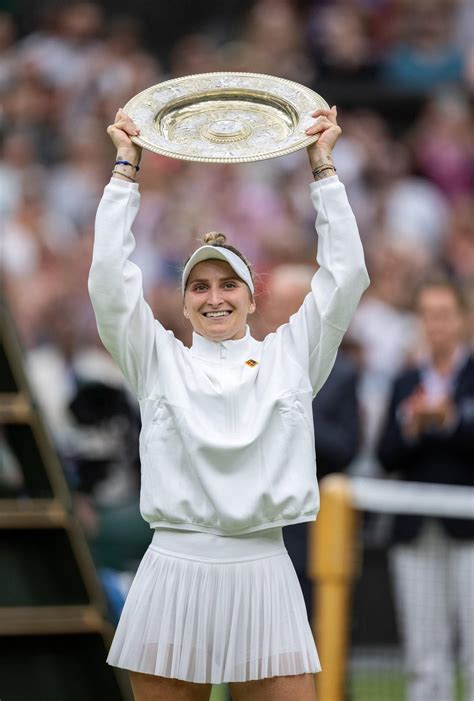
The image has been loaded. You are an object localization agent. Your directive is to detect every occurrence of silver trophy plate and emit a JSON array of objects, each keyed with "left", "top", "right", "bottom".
[{"left": 123, "top": 72, "right": 330, "bottom": 164}]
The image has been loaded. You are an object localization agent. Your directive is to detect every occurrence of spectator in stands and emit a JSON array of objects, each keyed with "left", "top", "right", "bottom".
[
  {"left": 0, "top": 11, "right": 16, "bottom": 92},
  {"left": 349, "top": 241, "right": 423, "bottom": 472},
  {"left": 238, "top": 0, "right": 313, "bottom": 83},
  {"left": 26, "top": 295, "right": 150, "bottom": 618},
  {"left": 381, "top": 0, "right": 465, "bottom": 90},
  {"left": 263, "top": 263, "right": 362, "bottom": 618},
  {"left": 68, "top": 373, "right": 150, "bottom": 580},
  {"left": 75, "top": 14, "right": 162, "bottom": 123},
  {"left": 441, "top": 196, "right": 474, "bottom": 284},
  {"left": 409, "top": 91, "right": 474, "bottom": 201},
  {"left": 0, "top": 129, "right": 41, "bottom": 216},
  {"left": 46, "top": 118, "right": 109, "bottom": 231},
  {"left": 308, "top": 4, "right": 379, "bottom": 93},
  {"left": 17, "top": 2, "right": 104, "bottom": 91},
  {"left": 378, "top": 275, "right": 474, "bottom": 701},
  {"left": 2, "top": 69, "right": 62, "bottom": 164}
]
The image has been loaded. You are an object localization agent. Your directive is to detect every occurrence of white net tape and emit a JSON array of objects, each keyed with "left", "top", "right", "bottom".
[{"left": 350, "top": 477, "right": 474, "bottom": 519}]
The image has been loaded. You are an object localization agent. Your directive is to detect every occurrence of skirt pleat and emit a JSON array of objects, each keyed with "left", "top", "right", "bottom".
[{"left": 107, "top": 533, "right": 321, "bottom": 684}]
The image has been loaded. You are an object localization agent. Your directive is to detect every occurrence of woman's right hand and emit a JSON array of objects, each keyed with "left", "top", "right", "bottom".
[{"left": 107, "top": 108, "right": 142, "bottom": 164}]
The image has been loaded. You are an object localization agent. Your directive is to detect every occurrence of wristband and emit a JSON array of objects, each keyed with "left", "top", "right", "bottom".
[{"left": 114, "top": 159, "right": 140, "bottom": 171}]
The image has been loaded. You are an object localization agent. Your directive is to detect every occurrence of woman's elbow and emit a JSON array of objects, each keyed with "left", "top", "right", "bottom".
[
  {"left": 360, "top": 266, "right": 370, "bottom": 292},
  {"left": 344, "top": 263, "right": 370, "bottom": 297}
]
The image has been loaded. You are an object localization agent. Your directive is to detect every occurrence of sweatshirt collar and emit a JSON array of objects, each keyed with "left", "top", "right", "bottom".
[{"left": 191, "top": 326, "right": 252, "bottom": 363}]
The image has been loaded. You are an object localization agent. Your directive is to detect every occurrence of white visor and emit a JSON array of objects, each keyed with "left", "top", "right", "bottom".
[{"left": 182, "top": 245, "right": 254, "bottom": 295}]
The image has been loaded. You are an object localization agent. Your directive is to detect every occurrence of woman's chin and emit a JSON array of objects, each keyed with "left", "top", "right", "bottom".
[
  {"left": 201, "top": 325, "right": 243, "bottom": 342},
  {"left": 205, "top": 330, "right": 233, "bottom": 342}
]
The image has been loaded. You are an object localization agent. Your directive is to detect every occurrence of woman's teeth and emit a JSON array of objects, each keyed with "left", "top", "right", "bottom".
[{"left": 204, "top": 311, "right": 231, "bottom": 317}]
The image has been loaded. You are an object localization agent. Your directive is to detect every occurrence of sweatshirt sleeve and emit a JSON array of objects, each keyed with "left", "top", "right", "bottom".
[
  {"left": 88, "top": 178, "right": 173, "bottom": 397},
  {"left": 277, "top": 175, "right": 370, "bottom": 396}
]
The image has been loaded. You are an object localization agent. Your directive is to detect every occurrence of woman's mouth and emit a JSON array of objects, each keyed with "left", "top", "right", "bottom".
[{"left": 203, "top": 310, "right": 232, "bottom": 318}]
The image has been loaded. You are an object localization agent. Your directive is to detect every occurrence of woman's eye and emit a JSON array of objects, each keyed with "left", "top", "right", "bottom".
[
  {"left": 193, "top": 285, "right": 207, "bottom": 291},
  {"left": 223, "top": 282, "right": 236, "bottom": 289}
]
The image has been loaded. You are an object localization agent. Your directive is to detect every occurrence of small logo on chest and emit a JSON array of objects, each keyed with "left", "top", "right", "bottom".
[{"left": 245, "top": 359, "right": 258, "bottom": 367}]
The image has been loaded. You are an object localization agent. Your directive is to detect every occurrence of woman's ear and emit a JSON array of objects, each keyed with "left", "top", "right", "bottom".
[
  {"left": 248, "top": 297, "right": 256, "bottom": 315},
  {"left": 183, "top": 306, "right": 189, "bottom": 319}
]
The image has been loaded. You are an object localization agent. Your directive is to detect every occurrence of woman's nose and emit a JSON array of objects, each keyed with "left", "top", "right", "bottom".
[{"left": 207, "top": 287, "right": 223, "bottom": 305}]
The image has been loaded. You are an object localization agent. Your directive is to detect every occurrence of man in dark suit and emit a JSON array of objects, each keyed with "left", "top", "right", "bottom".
[
  {"left": 261, "top": 264, "right": 361, "bottom": 619},
  {"left": 377, "top": 275, "right": 474, "bottom": 701}
]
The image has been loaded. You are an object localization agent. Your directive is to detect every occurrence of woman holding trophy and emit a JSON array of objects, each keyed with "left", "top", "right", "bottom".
[{"left": 89, "top": 84, "right": 369, "bottom": 701}]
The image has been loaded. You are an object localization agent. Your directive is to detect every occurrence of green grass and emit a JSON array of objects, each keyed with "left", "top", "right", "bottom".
[
  {"left": 349, "top": 672, "right": 405, "bottom": 701},
  {"left": 349, "top": 672, "right": 465, "bottom": 701},
  {"left": 210, "top": 684, "right": 230, "bottom": 700}
]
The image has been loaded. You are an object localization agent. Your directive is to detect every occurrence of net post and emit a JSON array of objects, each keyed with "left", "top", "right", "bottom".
[{"left": 308, "top": 473, "right": 358, "bottom": 701}]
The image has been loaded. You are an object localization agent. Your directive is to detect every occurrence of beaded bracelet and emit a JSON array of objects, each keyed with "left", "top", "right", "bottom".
[
  {"left": 112, "top": 169, "right": 135, "bottom": 182},
  {"left": 114, "top": 159, "right": 140, "bottom": 171}
]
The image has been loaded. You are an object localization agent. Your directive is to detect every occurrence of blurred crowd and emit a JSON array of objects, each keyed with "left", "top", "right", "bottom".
[{"left": 0, "top": 0, "right": 473, "bottom": 583}]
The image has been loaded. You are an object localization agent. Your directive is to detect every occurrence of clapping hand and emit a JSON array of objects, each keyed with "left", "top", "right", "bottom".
[{"left": 401, "top": 387, "right": 456, "bottom": 438}]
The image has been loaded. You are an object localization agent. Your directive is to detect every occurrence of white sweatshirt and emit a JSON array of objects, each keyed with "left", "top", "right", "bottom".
[{"left": 89, "top": 175, "right": 369, "bottom": 535}]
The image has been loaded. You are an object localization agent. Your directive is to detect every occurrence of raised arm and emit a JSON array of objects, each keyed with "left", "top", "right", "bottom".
[
  {"left": 277, "top": 107, "right": 370, "bottom": 395},
  {"left": 88, "top": 110, "right": 173, "bottom": 397}
]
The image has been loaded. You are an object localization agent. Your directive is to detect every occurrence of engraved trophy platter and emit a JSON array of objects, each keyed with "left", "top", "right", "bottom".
[{"left": 123, "top": 72, "right": 329, "bottom": 164}]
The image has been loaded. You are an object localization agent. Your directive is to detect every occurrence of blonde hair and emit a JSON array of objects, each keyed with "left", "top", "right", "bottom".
[{"left": 203, "top": 231, "right": 227, "bottom": 246}]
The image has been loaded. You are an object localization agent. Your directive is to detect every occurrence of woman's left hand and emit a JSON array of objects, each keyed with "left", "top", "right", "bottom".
[{"left": 305, "top": 105, "right": 341, "bottom": 171}]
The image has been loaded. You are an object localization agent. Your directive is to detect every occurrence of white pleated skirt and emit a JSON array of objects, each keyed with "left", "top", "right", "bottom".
[{"left": 107, "top": 526, "right": 321, "bottom": 684}]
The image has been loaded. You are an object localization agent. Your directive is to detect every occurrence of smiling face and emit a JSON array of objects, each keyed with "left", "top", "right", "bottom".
[{"left": 183, "top": 259, "right": 256, "bottom": 341}]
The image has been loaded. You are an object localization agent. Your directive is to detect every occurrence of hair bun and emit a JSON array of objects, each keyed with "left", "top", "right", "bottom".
[{"left": 203, "top": 231, "right": 227, "bottom": 245}]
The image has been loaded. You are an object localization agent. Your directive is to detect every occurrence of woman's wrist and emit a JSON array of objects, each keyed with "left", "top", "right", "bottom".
[
  {"left": 112, "top": 149, "right": 141, "bottom": 182},
  {"left": 116, "top": 149, "right": 141, "bottom": 165},
  {"left": 312, "top": 167, "right": 336, "bottom": 182},
  {"left": 112, "top": 163, "right": 138, "bottom": 182},
  {"left": 309, "top": 150, "right": 334, "bottom": 171},
  {"left": 310, "top": 153, "right": 336, "bottom": 181},
  {"left": 112, "top": 170, "right": 137, "bottom": 183},
  {"left": 308, "top": 149, "right": 336, "bottom": 181}
]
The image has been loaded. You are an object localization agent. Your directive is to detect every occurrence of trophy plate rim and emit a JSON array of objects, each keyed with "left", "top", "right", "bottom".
[{"left": 122, "top": 72, "right": 329, "bottom": 164}]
